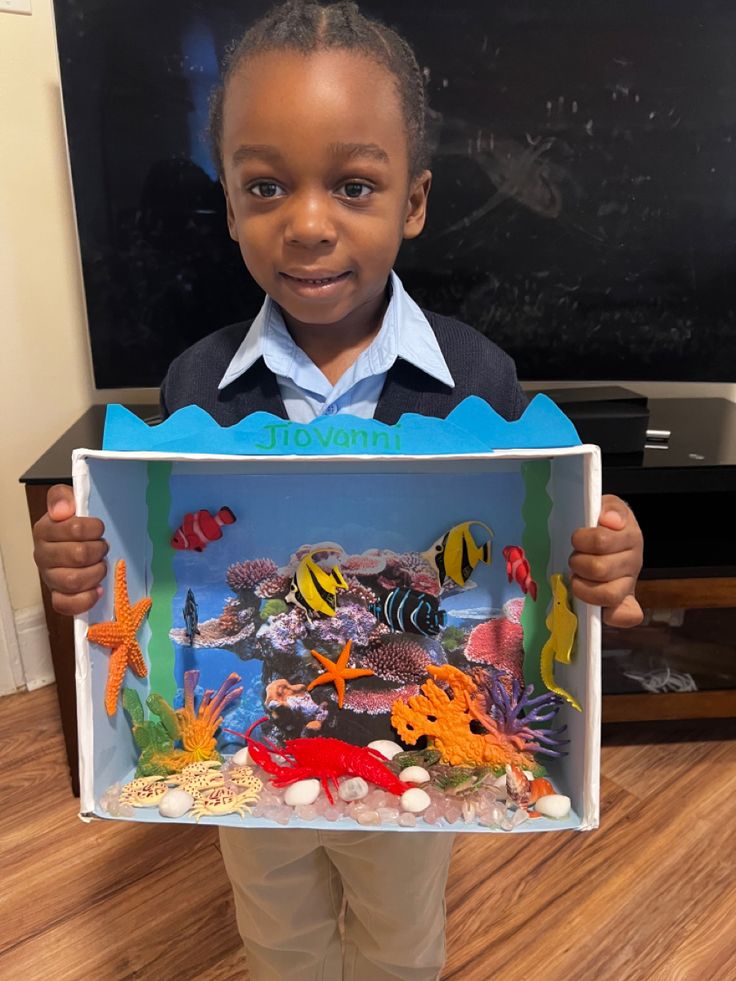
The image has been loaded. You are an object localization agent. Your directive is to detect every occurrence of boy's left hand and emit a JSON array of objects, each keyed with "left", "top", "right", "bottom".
[{"left": 568, "top": 495, "right": 644, "bottom": 627}]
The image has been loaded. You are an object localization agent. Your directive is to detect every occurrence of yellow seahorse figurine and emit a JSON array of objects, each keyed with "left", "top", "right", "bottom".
[{"left": 540, "top": 573, "right": 582, "bottom": 712}]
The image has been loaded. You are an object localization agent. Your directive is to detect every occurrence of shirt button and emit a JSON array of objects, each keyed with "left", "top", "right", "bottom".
[{"left": 325, "top": 403, "right": 338, "bottom": 415}]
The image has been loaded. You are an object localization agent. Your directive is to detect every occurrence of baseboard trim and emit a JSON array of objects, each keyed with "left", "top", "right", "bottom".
[
  {"left": 15, "top": 606, "right": 55, "bottom": 691},
  {"left": 0, "top": 556, "right": 25, "bottom": 696}
]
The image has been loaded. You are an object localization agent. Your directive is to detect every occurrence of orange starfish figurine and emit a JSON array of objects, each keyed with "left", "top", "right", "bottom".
[
  {"left": 306, "top": 640, "right": 374, "bottom": 709},
  {"left": 87, "top": 559, "right": 152, "bottom": 716}
]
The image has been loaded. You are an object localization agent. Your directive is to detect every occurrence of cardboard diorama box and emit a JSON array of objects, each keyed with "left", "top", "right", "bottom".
[{"left": 74, "top": 396, "right": 601, "bottom": 833}]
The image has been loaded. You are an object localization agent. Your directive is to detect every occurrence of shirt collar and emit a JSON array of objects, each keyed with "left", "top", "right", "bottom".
[{"left": 218, "top": 270, "right": 455, "bottom": 392}]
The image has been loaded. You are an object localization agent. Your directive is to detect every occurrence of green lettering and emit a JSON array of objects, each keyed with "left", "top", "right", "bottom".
[
  {"left": 255, "top": 424, "right": 288, "bottom": 450},
  {"left": 371, "top": 431, "right": 390, "bottom": 451},
  {"left": 314, "top": 426, "right": 334, "bottom": 448},
  {"left": 294, "top": 428, "right": 312, "bottom": 448},
  {"left": 333, "top": 429, "right": 350, "bottom": 448},
  {"left": 350, "top": 429, "right": 369, "bottom": 450}
]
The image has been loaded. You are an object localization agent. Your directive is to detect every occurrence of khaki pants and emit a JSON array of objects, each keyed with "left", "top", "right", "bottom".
[{"left": 220, "top": 827, "right": 455, "bottom": 981}]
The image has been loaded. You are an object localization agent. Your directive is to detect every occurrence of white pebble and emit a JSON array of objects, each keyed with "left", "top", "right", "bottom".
[
  {"left": 159, "top": 789, "right": 195, "bottom": 818},
  {"left": 367, "top": 740, "right": 404, "bottom": 759},
  {"left": 231, "top": 747, "right": 251, "bottom": 766},
  {"left": 338, "top": 777, "right": 369, "bottom": 801},
  {"left": 399, "top": 766, "right": 431, "bottom": 784},
  {"left": 535, "top": 794, "right": 571, "bottom": 819},
  {"left": 400, "top": 788, "right": 431, "bottom": 813},
  {"left": 284, "top": 779, "right": 321, "bottom": 807}
]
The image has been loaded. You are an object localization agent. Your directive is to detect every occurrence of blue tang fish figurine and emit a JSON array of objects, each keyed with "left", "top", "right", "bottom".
[
  {"left": 370, "top": 588, "right": 447, "bottom": 637},
  {"left": 183, "top": 588, "right": 200, "bottom": 644}
]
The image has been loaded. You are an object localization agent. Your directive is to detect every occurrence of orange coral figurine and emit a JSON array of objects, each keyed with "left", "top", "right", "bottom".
[
  {"left": 390, "top": 664, "right": 535, "bottom": 770},
  {"left": 176, "top": 670, "right": 243, "bottom": 762},
  {"left": 87, "top": 559, "right": 152, "bottom": 716}
]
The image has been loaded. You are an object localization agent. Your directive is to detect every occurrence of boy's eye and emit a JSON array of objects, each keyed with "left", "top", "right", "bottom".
[
  {"left": 249, "top": 181, "right": 284, "bottom": 199},
  {"left": 340, "top": 182, "right": 372, "bottom": 199}
]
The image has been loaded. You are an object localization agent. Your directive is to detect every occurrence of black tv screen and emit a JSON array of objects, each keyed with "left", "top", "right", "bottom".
[{"left": 55, "top": 0, "right": 736, "bottom": 388}]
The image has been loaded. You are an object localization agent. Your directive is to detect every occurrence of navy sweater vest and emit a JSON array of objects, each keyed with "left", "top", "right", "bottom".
[{"left": 160, "top": 309, "right": 527, "bottom": 425}]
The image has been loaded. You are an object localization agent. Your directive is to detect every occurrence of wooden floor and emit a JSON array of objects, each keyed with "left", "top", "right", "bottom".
[{"left": 2, "top": 687, "right": 735, "bottom": 981}]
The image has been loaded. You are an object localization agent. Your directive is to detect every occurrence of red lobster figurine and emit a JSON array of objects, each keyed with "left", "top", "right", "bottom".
[{"left": 224, "top": 717, "right": 410, "bottom": 804}]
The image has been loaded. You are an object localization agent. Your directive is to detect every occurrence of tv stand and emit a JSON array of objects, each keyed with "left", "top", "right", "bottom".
[{"left": 20, "top": 398, "right": 736, "bottom": 795}]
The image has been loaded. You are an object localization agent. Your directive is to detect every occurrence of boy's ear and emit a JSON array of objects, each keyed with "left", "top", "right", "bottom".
[
  {"left": 403, "top": 169, "right": 432, "bottom": 240},
  {"left": 221, "top": 178, "right": 239, "bottom": 242}
]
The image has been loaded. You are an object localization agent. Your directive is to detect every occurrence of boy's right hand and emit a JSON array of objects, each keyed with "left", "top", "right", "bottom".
[{"left": 32, "top": 484, "right": 109, "bottom": 616}]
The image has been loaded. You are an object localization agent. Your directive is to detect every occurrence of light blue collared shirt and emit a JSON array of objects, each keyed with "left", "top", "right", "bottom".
[{"left": 218, "top": 271, "right": 455, "bottom": 422}]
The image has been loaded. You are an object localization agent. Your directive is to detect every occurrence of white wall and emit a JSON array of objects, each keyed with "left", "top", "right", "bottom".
[{"left": 0, "top": 2, "right": 733, "bottom": 692}]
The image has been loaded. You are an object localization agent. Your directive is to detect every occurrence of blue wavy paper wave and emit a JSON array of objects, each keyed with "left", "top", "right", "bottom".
[{"left": 102, "top": 394, "right": 581, "bottom": 455}]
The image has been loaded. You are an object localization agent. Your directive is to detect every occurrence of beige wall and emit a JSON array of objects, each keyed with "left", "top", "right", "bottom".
[
  {"left": 0, "top": 1, "right": 734, "bottom": 630},
  {"left": 0, "top": 0, "right": 95, "bottom": 615},
  {"left": 0, "top": 2, "right": 158, "bottom": 624}
]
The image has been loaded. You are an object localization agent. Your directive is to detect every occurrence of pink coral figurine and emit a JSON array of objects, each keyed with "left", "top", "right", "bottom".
[{"left": 464, "top": 617, "right": 524, "bottom": 681}]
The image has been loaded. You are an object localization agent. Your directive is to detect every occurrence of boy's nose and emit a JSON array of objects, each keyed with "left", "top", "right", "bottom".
[{"left": 284, "top": 192, "right": 337, "bottom": 247}]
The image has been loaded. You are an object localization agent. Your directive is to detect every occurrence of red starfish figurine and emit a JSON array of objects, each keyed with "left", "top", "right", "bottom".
[
  {"left": 306, "top": 639, "right": 374, "bottom": 709},
  {"left": 87, "top": 559, "right": 152, "bottom": 716}
]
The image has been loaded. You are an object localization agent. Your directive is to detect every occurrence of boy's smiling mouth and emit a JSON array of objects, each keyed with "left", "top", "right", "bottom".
[{"left": 279, "top": 270, "right": 352, "bottom": 296}]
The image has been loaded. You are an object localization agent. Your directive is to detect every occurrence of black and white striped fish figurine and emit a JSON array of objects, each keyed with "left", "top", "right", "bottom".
[{"left": 369, "top": 588, "right": 447, "bottom": 637}]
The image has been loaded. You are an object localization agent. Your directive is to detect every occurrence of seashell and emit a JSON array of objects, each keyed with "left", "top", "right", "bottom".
[
  {"left": 231, "top": 747, "right": 251, "bottom": 766},
  {"left": 338, "top": 777, "right": 369, "bottom": 801},
  {"left": 367, "top": 740, "right": 404, "bottom": 759},
  {"left": 284, "top": 779, "right": 321, "bottom": 807},
  {"left": 158, "top": 789, "right": 195, "bottom": 819},
  {"left": 399, "top": 766, "right": 431, "bottom": 784},
  {"left": 400, "top": 788, "right": 431, "bottom": 813},
  {"left": 535, "top": 794, "right": 571, "bottom": 819}
]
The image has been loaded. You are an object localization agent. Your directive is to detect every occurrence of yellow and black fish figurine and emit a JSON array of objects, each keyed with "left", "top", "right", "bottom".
[
  {"left": 422, "top": 521, "right": 494, "bottom": 588},
  {"left": 286, "top": 550, "right": 348, "bottom": 620}
]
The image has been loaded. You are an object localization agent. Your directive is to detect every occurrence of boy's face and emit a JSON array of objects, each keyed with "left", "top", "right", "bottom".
[{"left": 220, "top": 49, "right": 430, "bottom": 333}]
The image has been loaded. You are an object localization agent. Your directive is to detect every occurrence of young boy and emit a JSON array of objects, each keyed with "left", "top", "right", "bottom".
[{"left": 33, "top": 4, "right": 643, "bottom": 978}]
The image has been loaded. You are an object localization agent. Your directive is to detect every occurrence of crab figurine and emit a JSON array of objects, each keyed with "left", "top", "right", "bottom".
[
  {"left": 225, "top": 764, "right": 263, "bottom": 797},
  {"left": 172, "top": 761, "right": 225, "bottom": 795},
  {"left": 119, "top": 775, "right": 170, "bottom": 807},
  {"left": 190, "top": 785, "right": 260, "bottom": 822}
]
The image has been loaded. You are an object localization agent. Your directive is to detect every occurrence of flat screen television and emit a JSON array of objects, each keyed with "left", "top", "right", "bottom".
[{"left": 54, "top": 0, "right": 736, "bottom": 389}]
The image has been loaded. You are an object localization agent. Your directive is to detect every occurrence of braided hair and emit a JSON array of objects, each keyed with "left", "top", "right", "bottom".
[{"left": 208, "top": 1, "right": 429, "bottom": 180}]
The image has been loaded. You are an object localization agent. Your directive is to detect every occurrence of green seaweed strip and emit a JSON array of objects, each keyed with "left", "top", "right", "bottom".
[
  {"left": 520, "top": 459, "right": 552, "bottom": 694},
  {"left": 146, "top": 461, "right": 176, "bottom": 704}
]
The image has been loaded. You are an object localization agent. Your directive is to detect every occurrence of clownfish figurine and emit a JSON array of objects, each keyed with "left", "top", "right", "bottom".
[
  {"left": 286, "top": 550, "right": 348, "bottom": 620},
  {"left": 171, "top": 507, "right": 236, "bottom": 552},
  {"left": 422, "top": 521, "right": 493, "bottom": 588},
  {"left": 502, "top": 545, "right": 537, "bottom": 600}
]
